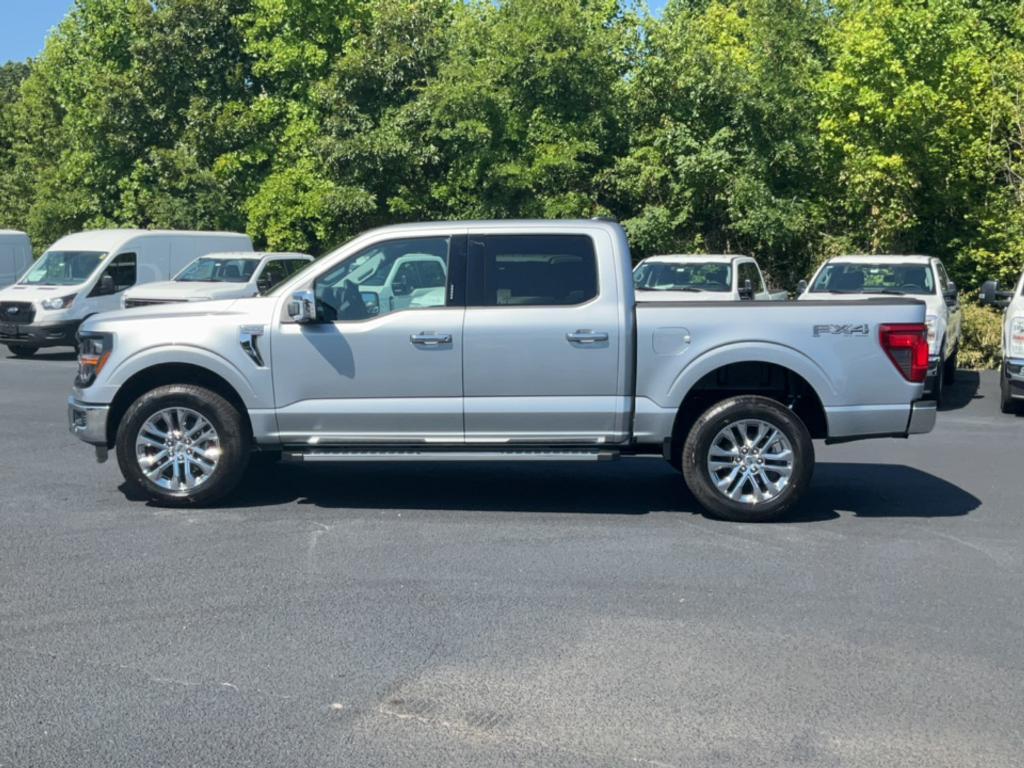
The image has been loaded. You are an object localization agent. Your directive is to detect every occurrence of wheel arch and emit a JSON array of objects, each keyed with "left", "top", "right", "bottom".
[{"left": 105, "top": 363, "right": 253, "bottom": 447}]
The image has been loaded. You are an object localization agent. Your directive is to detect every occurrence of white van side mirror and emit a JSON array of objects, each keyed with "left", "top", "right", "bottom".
[
  {"left": 797, "top": 279, "right": 808, "bottom": 294},
  {"left": 287, "top": 290, "right": 317, "bottom": 323}
]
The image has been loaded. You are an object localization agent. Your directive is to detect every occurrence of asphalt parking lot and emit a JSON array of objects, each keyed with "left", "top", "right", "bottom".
[{"left": 1, "top": 349, "right": 1022, "bottom": 768}]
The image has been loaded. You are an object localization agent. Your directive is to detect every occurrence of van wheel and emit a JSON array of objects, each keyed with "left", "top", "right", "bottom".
[
  {"left": 681, "top": 395, "right": 814, "bottom": 522},
  {"left": 115, "top": 384, "right": 250, "bottom": 507},
  {"left": 6, "top": 344, "right": 37, "bottom": 358}
]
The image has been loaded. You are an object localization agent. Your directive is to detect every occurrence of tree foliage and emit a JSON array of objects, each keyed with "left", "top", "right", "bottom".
[{"left": 1, "top": 0, "right": 1023, "bottom": 285}]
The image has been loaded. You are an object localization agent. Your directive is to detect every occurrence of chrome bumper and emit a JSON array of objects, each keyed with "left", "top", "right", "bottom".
[
  {"left": 68, "top": 397, "right": 109, "bottom": 446},
  {"left": 907, "top": 399, "right": 936, "bottom": 435}
]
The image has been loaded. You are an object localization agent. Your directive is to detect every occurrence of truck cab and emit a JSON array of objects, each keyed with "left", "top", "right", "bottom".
[{"left": 633, "top": 254, "right": 786, "bottom": 302}]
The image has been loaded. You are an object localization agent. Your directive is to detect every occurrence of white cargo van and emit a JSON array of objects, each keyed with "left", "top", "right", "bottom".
[
  {"left": 0, "top": 230, "right": 32, "bottom": 289},
  {"left": 0, "top": 229, "right": 252, "bottom": 357}
]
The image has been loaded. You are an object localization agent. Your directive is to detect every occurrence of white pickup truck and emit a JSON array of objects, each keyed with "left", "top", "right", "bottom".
[
  {"left": 633, "top": 254, "right": 788, "bottom": 302},
  {"left": 980, "top": 274, "right": 1024, "bottom": 414},
  {"left": 68, "top": 220, "right": 935, "bottom": 522}
]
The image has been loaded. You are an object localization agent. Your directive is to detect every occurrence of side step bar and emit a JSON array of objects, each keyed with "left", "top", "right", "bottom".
[{"left": 284, "top": 448, "right": 621, "bottom": 463}]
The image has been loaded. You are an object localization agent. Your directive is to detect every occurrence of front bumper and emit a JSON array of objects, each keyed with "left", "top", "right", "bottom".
[
  {"left": 1004, "top": 358, "right": 1024, "bottom": 399},
  {"left": 68, "top": 397, "right": 109, "bottom": 446},
  {"left": 906, "top": 399, "right": 937, "bottom": 435},
  {"left": 0, "top": 320, "right": 80, "bottom": 348}
]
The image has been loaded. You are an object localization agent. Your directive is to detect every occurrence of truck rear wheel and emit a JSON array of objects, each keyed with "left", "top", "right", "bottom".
[
  {"left": 6, "top": 344, "right": 37, "bottom": 358},
  {"left": 115, "top": 384, "right": 250, "bottom": 507},
  {"left": 681, "top": 395, "right": 814, "bottom": 522}
]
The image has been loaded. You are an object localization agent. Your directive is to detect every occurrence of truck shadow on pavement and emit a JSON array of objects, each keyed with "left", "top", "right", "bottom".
[
  {"left": 175, "top": 459, "right": 980, "bottom": 523},
  {"left": 938, "top": 369, "right": 981, "bottom": 412}
]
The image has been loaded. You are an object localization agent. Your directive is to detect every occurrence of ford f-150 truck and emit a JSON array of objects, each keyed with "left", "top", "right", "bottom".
[{"left": 68, "top": 220, "right": 935, "bottom": 522}]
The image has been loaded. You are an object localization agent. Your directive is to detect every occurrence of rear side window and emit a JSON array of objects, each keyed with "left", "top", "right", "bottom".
[
  {"left": 469, "top": 234, "right": 598, "bottom": 307},
  {"left": 737, "top": 262, "right": 764, "bottom": 294}
]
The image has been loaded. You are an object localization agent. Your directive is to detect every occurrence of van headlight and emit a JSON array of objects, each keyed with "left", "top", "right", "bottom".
[
  {"left": 1010, "top": 316, "right": 1024, "bottom": 358},
  {"left": 41, "top": 293, "right": 77, "bottom": 310},
  {"left": 75, "top": 332, "right": 113, "bottom": 388},
  {"left": 924, "top": 315, "right": 939, "bottom": 355}
]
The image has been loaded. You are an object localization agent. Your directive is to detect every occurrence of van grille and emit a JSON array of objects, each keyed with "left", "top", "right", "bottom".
[
  {"left": 0, "top": 302, "right": 35, "bottom": 323},
  {"left": 124, "top": 298, "right": 182, "bottom": 309}
]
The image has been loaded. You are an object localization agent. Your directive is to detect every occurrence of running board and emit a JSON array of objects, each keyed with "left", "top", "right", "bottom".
[{"left": 284, "top": 448, "right": 620, "bottom": 463}]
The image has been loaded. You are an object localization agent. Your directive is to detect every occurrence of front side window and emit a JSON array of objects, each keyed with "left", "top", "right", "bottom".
[
  {"left": 314, "top": 237, "right": 451, "bottom": 321},
  {"left": 257, "top": 260, "right": 291, "bottom": 293},
  {"left": 810, "top": 263, "right": 935, "bottom": 296},
  {"left": 470, "top": 234, "right": 598, "bottom": 306},
  {"left": 634, "top": 261, "right": 731, "bottom": 293},
  {"left": 96, "top": 252, "right": 137, "bottom": 293},
  {"left": 20, "top": 250, "right": 106, "bottom": 286},
  {"left": 736, "top": 262, "right": 764, "bottom": 294},
  {"left": 176, "top": 257, "right": 259, "bottom": 283}
]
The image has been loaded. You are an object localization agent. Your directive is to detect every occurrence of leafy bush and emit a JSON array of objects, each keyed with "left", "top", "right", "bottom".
[{"left": 958, "top": 302, "right": 1004, "bottom": 370}]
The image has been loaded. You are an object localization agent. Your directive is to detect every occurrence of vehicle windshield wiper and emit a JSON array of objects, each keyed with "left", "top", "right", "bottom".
[{"left": 873, "top": 288, "right": 906, "bottom": 295}]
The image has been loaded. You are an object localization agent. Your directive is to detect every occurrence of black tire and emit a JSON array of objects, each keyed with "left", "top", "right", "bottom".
[
  {"left": 115, "top": 384, "right": 250, "bottom": 507},
  {"left": 943, "top": 345, "right": 957, "bottom": 385},
  {"left": 681, "top": 395, "right": 814, "bottom": 523},
  {"left": 1000, "top": 369, "right": 1019, "bottom": 415},
  {"left": 931, "top": 359, "right": 945, "bottom": 407},
  {"left": 6, "top": 344, "right": 37, "bottom": 358}
]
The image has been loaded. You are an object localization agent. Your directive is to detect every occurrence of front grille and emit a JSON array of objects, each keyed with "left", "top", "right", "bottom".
[
  {"left": 0, "top": 302, "right": 35, "bottom": 324},
  {"left": 124, "top": 298, "right": 181, "bottom": 309}
]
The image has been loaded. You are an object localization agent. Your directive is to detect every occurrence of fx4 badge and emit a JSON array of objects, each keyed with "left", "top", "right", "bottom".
[{"left": 813, "top": 323, "right": 869, "bottom": 337}]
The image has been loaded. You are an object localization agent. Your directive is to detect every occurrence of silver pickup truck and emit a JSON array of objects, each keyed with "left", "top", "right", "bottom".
[{"left": 68, "top": 220, "right": 935, "bottom": 522}]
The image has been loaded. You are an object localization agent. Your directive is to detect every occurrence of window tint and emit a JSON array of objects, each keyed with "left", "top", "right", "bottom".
[
  {"left": 314, "top": 237, "right": 451, "bottom": 321},
  {"left": 470, "top": 234, "right": 598, "bottom": 306},
  {"left": 934, "top": 261, "right": 950, "bottom": 292},
  {"left": 258, "top": 260, "right": 290, "bottom": 293},
  {"left": 103, "top": 252, "right": 137, "bottom": 292}
]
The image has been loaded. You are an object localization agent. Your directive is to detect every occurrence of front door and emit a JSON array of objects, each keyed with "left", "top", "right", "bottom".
[
  {"left": 271, "top": 235, "right": 465, "bottom": 444},
  {"left": 462, "top": 230, "right": 628, "bottom": 444}
]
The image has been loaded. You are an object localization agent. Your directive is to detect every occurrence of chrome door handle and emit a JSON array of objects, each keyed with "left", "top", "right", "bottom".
[
  {"left": 566, "top": 330, "right": 609, "bottom": 344},
  {"left": 410, "top": 332, "right": 452, "bottom": 346}
]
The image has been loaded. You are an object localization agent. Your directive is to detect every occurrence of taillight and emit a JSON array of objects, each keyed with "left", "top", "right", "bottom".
[{"left": 879, "top": 323, "right": 928, "bottom": 383}]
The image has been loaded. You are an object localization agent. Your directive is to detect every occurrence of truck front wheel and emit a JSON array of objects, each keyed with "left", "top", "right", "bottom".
[
  {"left": 6, "top": 344, "right": 37, "bottom": 358},
  {"left": 681, "top": 395, "right": 814, "bottom": 523},
  {"left": 115, "top": 384, "right": 250, "bottom": 507}
]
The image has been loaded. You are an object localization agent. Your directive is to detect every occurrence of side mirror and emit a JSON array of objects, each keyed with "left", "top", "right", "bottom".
[
  {"left": 361, "top": 291, "right": 380, "bottom": 316},
  {"left": 944, "top": 280, "right": 958, "bottom": 307},
  {"left": 287, "top": 289, "right": 317, "bottom": 324},
  {"left": 256, "top": 276, "right": 273, "bottom": 295},
  {"left": 738, "top": 278, "right": 754, "bottom": 300},
  {"left": 797, "top": 279, "right": 808, "bottom": 295},
  {"left": 979, "top": 280, "right": 998, "bottom": 306},
  {"left": 92, "top": 274, "right": 116, "bottom": 297}
]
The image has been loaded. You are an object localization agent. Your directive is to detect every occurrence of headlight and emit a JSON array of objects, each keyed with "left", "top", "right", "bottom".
[
  {"left": 924, "top": 315, "right": 939, "bottom": 355},
  {"left": 75, "top": 332, "right": 113, "bottom": 388},
  {"left": 41, "top": 293, "right": 77, "bottom": 310},
  {"left": 1010, "top": 316, "right": 1024, "bottom": 358}
]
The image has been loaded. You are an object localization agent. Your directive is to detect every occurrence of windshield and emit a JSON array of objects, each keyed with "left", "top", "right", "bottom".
[
  {"left": 176, "top": 256, "right": 259, "bottom": 283},
  {"left": 810, "top": 262, "right": 935, "bottom": 296},
  {"left": 20, "top": 250, "right": 106, "bottom": 286},
  {"left": 633, "top": 261, "right": 731, "bottom": 292}
]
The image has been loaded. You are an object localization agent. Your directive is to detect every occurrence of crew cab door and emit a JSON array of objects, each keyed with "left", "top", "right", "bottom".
[
  {"left": 270, "top": 234, "right": 466, "bottom": 444},
  {"left": 462, "top": 228, "right": 630, "bottom": 444}
]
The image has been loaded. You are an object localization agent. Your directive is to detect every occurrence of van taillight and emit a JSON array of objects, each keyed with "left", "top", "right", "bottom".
[{"left": 879, "top": 323, "right": 929, "bottom": 383}]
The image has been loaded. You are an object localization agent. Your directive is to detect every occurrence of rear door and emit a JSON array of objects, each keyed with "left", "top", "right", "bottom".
[{"left": 462, "top": 229, "right": 628, "bottom": 444}]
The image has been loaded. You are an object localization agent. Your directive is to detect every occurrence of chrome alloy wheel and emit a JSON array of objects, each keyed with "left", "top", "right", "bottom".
[
  {"left": 706, "top": 418, "right": 794, "bottom": 505},
  {"left": 135, "top": 407, "right": 222, "bottom": 492}
]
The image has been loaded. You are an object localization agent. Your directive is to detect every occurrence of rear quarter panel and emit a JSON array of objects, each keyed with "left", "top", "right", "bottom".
[{"left": 635, "top": 299, "right": 928, "bottom": 440}]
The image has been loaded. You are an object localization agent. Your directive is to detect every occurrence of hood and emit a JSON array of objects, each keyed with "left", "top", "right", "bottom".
[
  {"left": 798, "top": 291, "right": 938, "bottom": 308},
  {"left": 124, "top": 281, "right": 255, "bottom": 301},
  {"left": 86, "top": 298, "right": 243, "bottom": 328},
  {"left": 0, "top": 282, "right": 80, "bottom": 303},
  {"left": 635, "top": 289, "right": 734, "bottom": 302}
]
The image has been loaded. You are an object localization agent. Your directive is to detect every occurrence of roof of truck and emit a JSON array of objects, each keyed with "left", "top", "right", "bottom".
[
  {"left": 826, "top": 254, "right": 934, "bottom": 265},
  {"left": 639, "top": 254, "right": 746, "bottom": 264}
]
